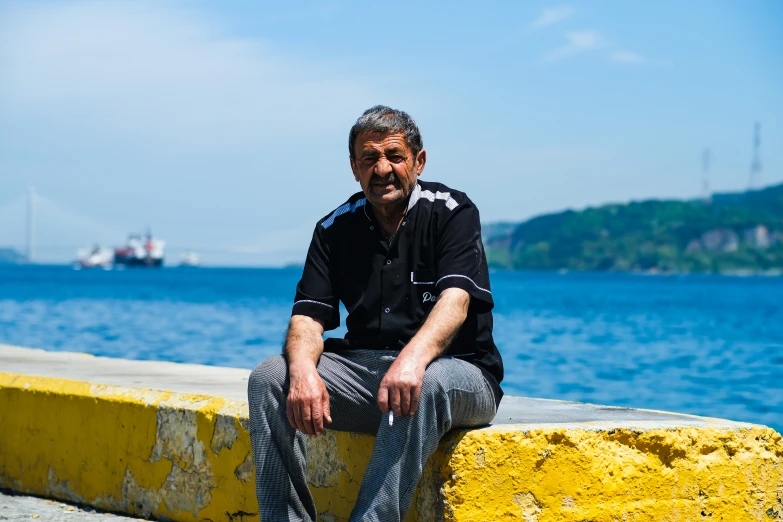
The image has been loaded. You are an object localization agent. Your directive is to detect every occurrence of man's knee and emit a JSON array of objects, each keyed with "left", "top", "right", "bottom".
[
  {"left": 248, "top": 355, "right": 288, "bottom": 406},
  {"left": 419, "top": 359, "right": 451, "bottom": 403}
]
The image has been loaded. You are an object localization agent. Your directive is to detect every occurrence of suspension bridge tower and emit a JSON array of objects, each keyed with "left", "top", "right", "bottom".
[
  {"left": 26, "top": 186, "right": 35, "bottom": 263},
  {"left": 701, "top": 148, "right": 711, "bottom": 202},
  {"left": 748, "top": 122, "right": 762, "bottom": 190}
]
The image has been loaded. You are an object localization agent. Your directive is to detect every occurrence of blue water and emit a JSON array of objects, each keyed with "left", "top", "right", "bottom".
[{"left": 1, "top": 265, "right": 781, "bottom": 432}]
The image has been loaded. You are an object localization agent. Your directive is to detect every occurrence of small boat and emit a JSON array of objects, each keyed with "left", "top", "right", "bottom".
[
  {"left": 179, "top": 251, "right": 200, "bottom": 268},
  {"left": 74, "top": 245, "right": 113, "bottom": 270}
]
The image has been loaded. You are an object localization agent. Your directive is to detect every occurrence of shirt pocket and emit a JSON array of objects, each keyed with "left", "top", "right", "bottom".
[{"left": 411, "top": 269, "right": 437, "bottom": 306}]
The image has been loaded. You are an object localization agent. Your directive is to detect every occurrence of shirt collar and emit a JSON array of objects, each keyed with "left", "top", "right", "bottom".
[
  {"left": 406, "top": 183, "right": 422, "bottom": 213},
  {"left": 363, "top": 182, "right": 422, "bottom": 224}
]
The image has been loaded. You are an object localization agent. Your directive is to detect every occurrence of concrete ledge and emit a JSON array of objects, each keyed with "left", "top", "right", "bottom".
[{"left": 1, "top": 345, "right": 782, "bottom": 521}]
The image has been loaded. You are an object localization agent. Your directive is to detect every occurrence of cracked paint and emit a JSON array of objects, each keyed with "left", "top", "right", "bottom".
[
  {"left": 414, "top": 453, "right": 446, "bottom": 522},
  {"left": 234, "top": 452, "right": 254, "bottom": 483},
  {"left": 160, "top": 465, "right": 215, "bottom": 515},
  {"left": 512, "top": 492, "right": 542, "bottom": 522},
  {"left": 211, "top": 415, "right": 239, "bottom": 454},
  {"left": 473, "top": 446, "right": 486, "bottom": 468},
  {"left": 120, "top": 469, "right": 163, "bottom": 517},
  {"left": 145, "top": 399, "right": 217, "bottom": 516},
  {"left": 306, "top": 430, "right": 347, "bottom": 488},
  {"left": 151, "top": 401, "right": 209, "bottom": 468},
  {"left": 46, "top": 468, "right": 85, "bottom": 505},
  {"left": 89, "top": 384, "right": 167, "bottom": 406},
  {"left": 317, "top": 510, "right": 338, "bottom": 522}
]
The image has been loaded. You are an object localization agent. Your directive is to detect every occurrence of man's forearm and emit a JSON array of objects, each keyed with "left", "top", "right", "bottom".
[
  {"left": 283, "top": 314, "right": 332, "bottom": 436},
  {"left": 376, "top": 288, "right": 470, "bottom": 416},
  {"left": 400, "top": 287, "right": 470, "bottom": 366},
  {"left": 284, "top": 315, "right": 326, "bottom": 374}
]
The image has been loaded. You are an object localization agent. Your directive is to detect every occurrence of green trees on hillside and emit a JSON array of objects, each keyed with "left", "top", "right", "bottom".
[{"left": 485, "top": 183, "right": 783, "bottom": 273}]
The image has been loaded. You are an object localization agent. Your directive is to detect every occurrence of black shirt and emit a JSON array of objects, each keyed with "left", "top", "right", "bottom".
[{"left": 292, "top": 180, "right": 504, "bottom": 406}]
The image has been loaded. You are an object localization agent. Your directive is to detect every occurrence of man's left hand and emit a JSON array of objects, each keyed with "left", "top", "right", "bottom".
[
  {"left": 377, "top": 354, "right": 426, "bottom": 417},
  {"left": 376, "top": 288, "right": 470, "bottom": 418}
]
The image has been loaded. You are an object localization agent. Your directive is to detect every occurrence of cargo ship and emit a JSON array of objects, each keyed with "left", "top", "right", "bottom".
[{"left": 113, "top": 230, "right": 165, "bottom": 267}]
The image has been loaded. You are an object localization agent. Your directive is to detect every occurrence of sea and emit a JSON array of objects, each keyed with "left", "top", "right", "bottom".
[{"left": 1, "top": 265, "right": 781, "bottom": 432}]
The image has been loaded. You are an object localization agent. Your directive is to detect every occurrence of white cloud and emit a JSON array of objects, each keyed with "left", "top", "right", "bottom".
[
  {"left": 528, "top": 5, "right": 575, "bottom": 31},
  {"left": 611, "top": 51, "right": 646, "bottom": 64},
  {"left": 543, "top": 31, "right": 602, "bottom": 62},
  {"left": 0, "top": 2, "right": 381, "bottom": 148}
]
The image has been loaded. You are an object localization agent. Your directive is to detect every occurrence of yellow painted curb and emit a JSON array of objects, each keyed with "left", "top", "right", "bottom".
[
  {"left": 1, "top": 371, "right": 782, "bottom": 521},
  {"left": 0, "top": 373, "right": 257, "bottom": 520}
]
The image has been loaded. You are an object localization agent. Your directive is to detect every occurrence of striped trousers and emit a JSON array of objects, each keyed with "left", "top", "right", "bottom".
[{"left": 247, "top": 349, "right": 497, "bottom": 522}]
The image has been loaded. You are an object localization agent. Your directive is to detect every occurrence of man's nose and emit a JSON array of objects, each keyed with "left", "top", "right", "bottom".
[{"left": 374, "top": 157, "right": 393, "bottom": 176}]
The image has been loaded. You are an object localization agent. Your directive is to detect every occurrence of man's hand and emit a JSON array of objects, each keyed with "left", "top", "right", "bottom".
[
  {"left": 377, "top": 288, "right": 471, "bottom": 417},
  {"left": 377, "top": 354, "right": 426, "bottom": 417},
  {"left": 286, "top": 362, "right": 332, "bottom": 436},
  {"left": 284, "top": 313, "right": 330, "bottom": 436}
]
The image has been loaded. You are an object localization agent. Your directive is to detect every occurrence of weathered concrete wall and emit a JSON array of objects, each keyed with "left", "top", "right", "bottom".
[
  {"left": 0, "top": 372, "right": 413, "bottom": 522},
  {"left": 442, "top": 426, "right": 783, "bottom": 520},
  {"left": 1, "top": 347, "right": 782, "bottom": 521},
  {"left": 0, "top": 373, "right": 257, "bottom": 521}
]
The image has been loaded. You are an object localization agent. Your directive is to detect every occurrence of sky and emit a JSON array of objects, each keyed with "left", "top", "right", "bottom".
[{"left": 0, "top": 0, "right": 781, "bottom": 265}]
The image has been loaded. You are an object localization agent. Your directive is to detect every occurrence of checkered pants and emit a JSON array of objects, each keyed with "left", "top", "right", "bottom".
[{"left": 247, "top": 349, "right": 497, "bottom": 522}]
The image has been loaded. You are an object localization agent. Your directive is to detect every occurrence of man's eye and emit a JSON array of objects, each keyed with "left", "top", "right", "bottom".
[
  {"left": 361, "top": 157, "right": 376, "bottom": 165},
  {"left": 389, "top": 155, "right": 405, "bottom": 163}
]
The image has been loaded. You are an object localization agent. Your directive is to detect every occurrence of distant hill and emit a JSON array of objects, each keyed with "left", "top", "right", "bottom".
[
  {"left": 0, "top": 248, "right": 26, "bottom": 264},
  {"left": 484, "top": 183, "right": 783, "bottom": 274}
]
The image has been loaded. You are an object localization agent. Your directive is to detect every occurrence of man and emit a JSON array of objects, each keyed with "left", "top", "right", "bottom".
[{"left": 248, "top": 106, "right": 504, "bottom": 521}]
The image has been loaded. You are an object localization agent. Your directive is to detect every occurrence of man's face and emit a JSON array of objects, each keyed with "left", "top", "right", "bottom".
[{"left": 350, "top": 131, "right": 426, "bottom": 211}]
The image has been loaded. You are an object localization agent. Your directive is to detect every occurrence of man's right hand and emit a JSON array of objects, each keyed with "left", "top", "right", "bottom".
[{"left": 286, "top": 363, "right": 332, "bottom": 436}]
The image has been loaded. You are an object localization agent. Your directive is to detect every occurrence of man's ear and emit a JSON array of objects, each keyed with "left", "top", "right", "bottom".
[
  {"left": 349, "top": 156, "right": 359, "bottom": 182},
  {"left": 415, "top": 149, "right": 427, "bottom": 176}
]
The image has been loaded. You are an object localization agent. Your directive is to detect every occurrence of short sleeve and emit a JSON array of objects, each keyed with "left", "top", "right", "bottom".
[
  {"left": 435, "top": 198, "right": 494, "bottom": 313},
  {"left": 292, "top": 224, "right": 340, "bottom": 330}
]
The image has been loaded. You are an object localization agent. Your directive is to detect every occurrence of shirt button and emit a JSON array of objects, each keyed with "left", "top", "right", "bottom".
[
  {"left": 370, "top": 226, "right": 374, "bottom": 230},
  {"left": 402, "top": 221, "right": 406, "bottom": 226},
  {"left": 386, "top": 260, "right": 391, "bottom": 265},
  {"left": 385, "top": 307, "right": 390, "bottom": 313}
]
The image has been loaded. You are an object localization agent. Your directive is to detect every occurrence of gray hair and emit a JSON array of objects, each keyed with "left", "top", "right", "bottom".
[{"left": 348, "top": 105, "right": 423, "bottom": 160}]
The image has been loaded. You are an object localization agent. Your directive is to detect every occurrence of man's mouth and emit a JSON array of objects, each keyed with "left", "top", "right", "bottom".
[
  {"left": 372, "top": 181, "right": 398, "bottom": 190},
  {"left": 371, "top": 174, "right": 397, "bottom": 188}
]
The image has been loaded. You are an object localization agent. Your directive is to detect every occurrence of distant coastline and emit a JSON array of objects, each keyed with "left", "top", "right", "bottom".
[
  {"left": 0, "top": 248, "right": 25, "bottom": 265},
  {"left": 483, "top": 183, "right": 783, "bottom": 275},
  {"left": 4, "top": 182, "right": 782, "bottom": 275}
]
